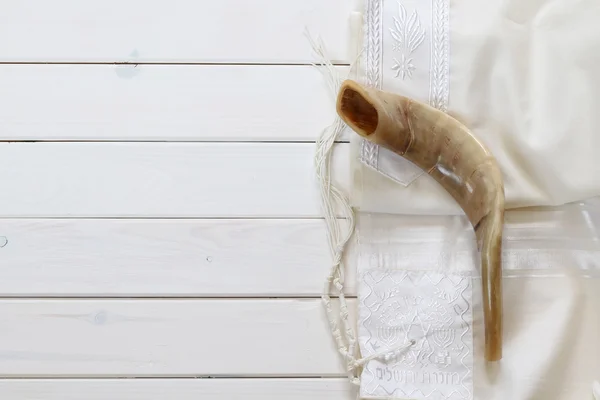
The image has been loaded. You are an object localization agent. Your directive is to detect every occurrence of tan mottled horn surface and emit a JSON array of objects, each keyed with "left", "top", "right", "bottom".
[{"left": 337, "top": 79, "right": 504, "bottom": 362}]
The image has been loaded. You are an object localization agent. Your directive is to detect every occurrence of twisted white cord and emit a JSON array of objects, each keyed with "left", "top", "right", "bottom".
[
  {"left": 306, "top": 29, "right": 358, "bottom": 384},
  {"left": 306, "top": 30, "right": 413, "bottom": 387}
]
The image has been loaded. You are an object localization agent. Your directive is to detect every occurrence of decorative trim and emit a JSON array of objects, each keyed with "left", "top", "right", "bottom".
[
  {"left": 365, "top": 0, "right": 383, "bottom": 90},
  {"left": 359, "top": 0, "right": 451, "bottom": 182},
  {"left": 360, "top": 0, "right": 384, "bottom": 170},
  {"left": 429, "top": 0, "right": 450, "bottom": 112}
]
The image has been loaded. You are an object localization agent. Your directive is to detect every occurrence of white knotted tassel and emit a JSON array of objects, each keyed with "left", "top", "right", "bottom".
[
  {"left": 306, "top": 29, "right": 414, "bottom": 387},
  {"left": 306, "top": 28, "right": 358, "bottom": 384}
]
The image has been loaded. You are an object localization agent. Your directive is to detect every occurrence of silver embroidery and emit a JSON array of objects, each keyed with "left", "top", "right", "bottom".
[
  {"left": 389, "top": 2, "right": 425, "bottom": 80},
  {"left": 359, "top": 269, "right": 473, "bottom": 399},
  {"left": 359, "top": 0, "right": 451, "bottom": 186},
  {"left": 391, "top": 54, "right": 416, "bottom": 80},
  {"left": 430, "top": 0, "right": 450, "bottom": 111},
  {"left": 360, "top": 0, "right": 384, "bottom": 169}
]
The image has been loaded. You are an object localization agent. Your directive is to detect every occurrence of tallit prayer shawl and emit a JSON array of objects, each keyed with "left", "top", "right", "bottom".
[{"left": 311, "top": 0, "right": 600, "bottom": 399}]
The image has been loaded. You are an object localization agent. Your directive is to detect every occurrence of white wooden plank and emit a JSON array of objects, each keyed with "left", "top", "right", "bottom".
[
  {"left": 0, "top": 218, "right": 356, "bottom": 296},
  {"left": 0, "top": 378, "right": 357, "bottom": 400},
  {"left": 3, "top": 207, "right": 599, "bottom": 297},
  {"left": 0, "top": 0, "right": 351, "bottom": 63},
  {"left": 0, "top": 299, "right": 355, "bottom": 376},
  {"left": 0, "top": 65, "right": 348, "bottom": 141},
  {"left": 0, "top": 143, "right": 349, "bottom": 217}
]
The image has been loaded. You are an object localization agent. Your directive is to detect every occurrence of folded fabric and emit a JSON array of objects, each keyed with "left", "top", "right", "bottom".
[
  {"left": 355, "top": 200, "right": 600, "bottom": 399},
  {"left": 331, "top": 3, "right": 600, "bottom": 399},
  {"left": 351, "top": 0, "right": 600, "bottom": 215}
]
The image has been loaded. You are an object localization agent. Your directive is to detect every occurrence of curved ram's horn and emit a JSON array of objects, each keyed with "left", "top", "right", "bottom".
[{"left": 336, "top": 79, "right": 504, "bottom": 362}]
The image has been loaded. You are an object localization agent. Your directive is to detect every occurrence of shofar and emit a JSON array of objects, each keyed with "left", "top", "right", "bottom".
[{"left": 336, "top": 79, "right": 504, "bottom": 362}]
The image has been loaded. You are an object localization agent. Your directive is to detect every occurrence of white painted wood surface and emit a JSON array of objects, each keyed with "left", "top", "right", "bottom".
[
  {"left": 0, "top": 0, "right": 358, "bottom": 395},
  {"left": 0, "top": 143, "right": 349, "bottom": 217},
  {"left": 0, "top": 65, "right": 348, "bottom": 141},
  {"left": 0, "top": 379, "right": 357, "bottom": 400},
  {"left": 0, "top": 0, "right": 352, "bottom": 63},
  {"left": 0, "top": 218, "right": 356, "bottom": 296},
  {"left": 0, "top": 299, "right": 355, "bottom": 376}
]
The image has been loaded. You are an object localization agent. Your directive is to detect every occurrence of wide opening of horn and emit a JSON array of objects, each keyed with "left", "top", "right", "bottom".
[{"left": 338, "top": 85, "right": 378, "bottom": 136}]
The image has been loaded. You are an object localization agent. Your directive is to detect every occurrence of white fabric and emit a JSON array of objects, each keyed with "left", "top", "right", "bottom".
[
  {"left": 320, "top": 1, "right": 600, "bottom": 398},
  {"left": 356, "top": 201, "right": 600, "bottom": 399},
  {"left": 353, "top": 0, "right": 600, "bottom": 215},
  {"left": 359, "top": 269, "right": 474, "bottom": 399}
]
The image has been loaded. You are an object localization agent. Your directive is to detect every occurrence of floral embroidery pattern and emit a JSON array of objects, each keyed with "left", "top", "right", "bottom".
[
  {"left": 360, "top": 0, "right": 450, "bottom": 186},
  {"left": 389, "top": 2, "right": 426, "bottom": 80},
  {"left": 391, "top": 54, "right": 416, "bottom": 80}
]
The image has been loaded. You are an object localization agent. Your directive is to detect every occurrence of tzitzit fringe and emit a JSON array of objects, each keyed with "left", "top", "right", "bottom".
[{"left": 306, "top": 30, "right": 414, "bottom": 387}]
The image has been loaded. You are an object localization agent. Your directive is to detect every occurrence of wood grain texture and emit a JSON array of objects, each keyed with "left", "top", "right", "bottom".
[
  {"left": 0, "top": 378, "right": 357, "bottom": 400},
  {"left": 1, "top": 208, "right": 597, "bottom": 297},
  {"left": 0, "top": 65, "right": 348, "bottom": 141},
  {"left": 0, "top": 143, "right": 349, "bottom": 217},
  {"left": 0, "top": 1, "right": 359, "bottom": 389},
  {"left": 0, "top": 218, "right": 356, "bottom": 296},
  {"left": 0, "top": 0, "right": 351, "bottom": 63},
  {"left": 0, "top": 299, "right": 356, "bottom": 377}
]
